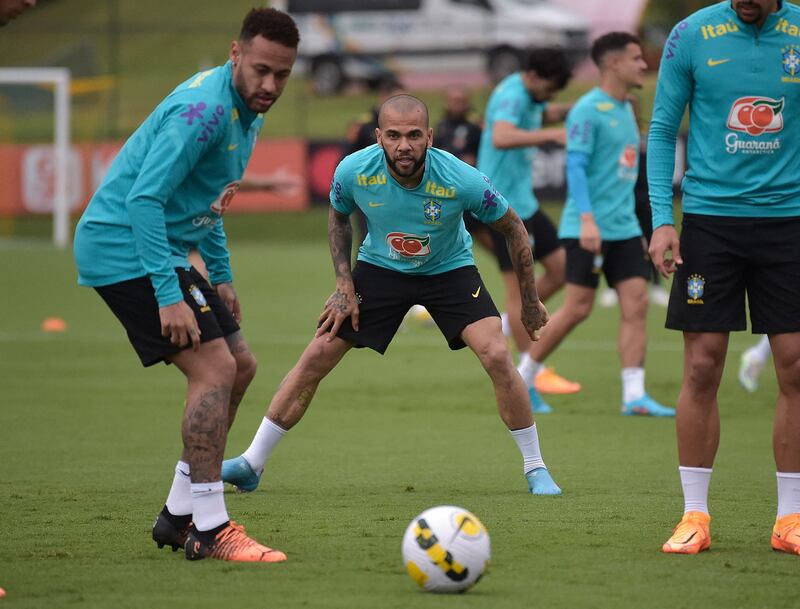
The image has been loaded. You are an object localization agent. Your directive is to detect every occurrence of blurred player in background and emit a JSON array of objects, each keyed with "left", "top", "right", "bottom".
[
  {"left": 649, "top": 0, "right": 800, "bottom": 555},
  {"left": 0, "top": 0, "right": 35, "bottom": 26},
  {"left": 478, "top": 47, "right": 580, "bottom": 410},
  {"left": 524, "top": 33, "right": 674, "bottom": 417},
  {"left": 73, "top": 8, "right": 299, "bottom": 563},
  {"left": 223, "top": 94, "right": 563, "bottom": 497},
  {"left": 434, "top": 85, "right": 493, "bottom": 252}
]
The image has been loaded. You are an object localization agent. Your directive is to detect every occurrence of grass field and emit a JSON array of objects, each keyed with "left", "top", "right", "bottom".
[{"left": 0, "top": 209, "right": 794, "bottom": 609}]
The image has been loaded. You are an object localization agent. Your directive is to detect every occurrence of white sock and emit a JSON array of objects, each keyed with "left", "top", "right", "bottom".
[
  {"left": 776, "top": 472, "right": 800, "bottom": 518},
  {"left": 510, "top": 423, "right": 546, "bottom": 474},
  {"left": 753, "top": 335, "right": 772, "bottom": 361},
  {"left": 517, "top": 354, "right": 543, "bottom": 387},
  {"left": 621, "top": 367, "right": 645, "bottom": 403},
  {"left": 242, "top": 417, "right": 287, "bottom": 473},
  {"left": 165, "top": 460, "right": 192, "bottom": 516},
  {"left": 190, "top": 481, "right": 229, "bottom": 531},
  {"left": 679, "top": 466, "right": 712, "bottom": 514},
  {"left": 500, "top": 312, "right": 511, "bottom": 337}
]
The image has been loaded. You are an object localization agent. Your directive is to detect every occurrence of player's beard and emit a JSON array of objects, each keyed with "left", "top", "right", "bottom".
[
  {"left": 383, "top": 147, "right": 427, "bottom": 179},
  {"left": 233, "top": 70, "right": 277, "bottom": 114},
  {"left": 735, "top": 1, "right": 765, "bottom": 23}
]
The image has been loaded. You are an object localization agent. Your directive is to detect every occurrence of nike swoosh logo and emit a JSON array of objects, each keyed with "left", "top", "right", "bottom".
[
  {"left": 227, "top": 143, "right": 238, "bottom": 151},
  {"left": 368, "top": 202, "right": 384, "bottom": 207},
  {"left": 707, "top": 58, "right": 731, "bottom": 67},
  {"left": 472, "top": 287, "right": 481, "bottom": 298}
]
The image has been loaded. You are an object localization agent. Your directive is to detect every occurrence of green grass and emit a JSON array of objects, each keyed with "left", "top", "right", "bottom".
[{"left": 0, "top": 209, "right": 793, "bottom": 609}]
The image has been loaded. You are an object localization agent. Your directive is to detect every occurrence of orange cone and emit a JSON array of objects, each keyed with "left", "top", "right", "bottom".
[{"left": 41, "top": 317, "right": 67, "bottom": 332}]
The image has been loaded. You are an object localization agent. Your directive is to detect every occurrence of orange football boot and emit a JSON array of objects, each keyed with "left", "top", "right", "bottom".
[
  {"left": 662, "top": 511, "right": 711, "bottom": 554},
  {"left": 185, "top": 521, "right": 287, "bottom": 562},
  {"left": 771, "top": 513, "right": 800, "bottom": 555},
  {"left": 534, "top": 367, "right": 581, "bottom": 395}
]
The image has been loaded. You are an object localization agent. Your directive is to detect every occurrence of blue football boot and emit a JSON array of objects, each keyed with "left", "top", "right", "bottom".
[
  {"left": 528, "top": 386, "right": 553, "bottom": 414},
  {"left": 621, "top": 394, "right": 675, "bottom": 417},
  {"left": 525, "top": 467, "right": 562, "bottom": 495},
  {"left": 221, "top": 455, "right": 262, "bottom": 492}
]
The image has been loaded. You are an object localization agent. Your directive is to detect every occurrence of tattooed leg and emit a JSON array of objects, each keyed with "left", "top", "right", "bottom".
[
  {"left": 169, "top": 339, "right": 237, "bottom": 483},
  {"left": 225, "top": 331, "right": 257, "bottom": 429},
  {"left": 265, "top": 335, "right": 352, "bottom": 430}
]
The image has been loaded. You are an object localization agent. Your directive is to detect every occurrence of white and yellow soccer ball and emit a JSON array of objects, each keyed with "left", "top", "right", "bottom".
[
  {"left": 401, "top": 505, "right": 490, "bottom": 593},
  {"left": 407, "top": 304, "right": 436, "bottom": 328}
]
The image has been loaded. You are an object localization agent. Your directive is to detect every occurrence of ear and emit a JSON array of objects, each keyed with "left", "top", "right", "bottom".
[
  {"left": 427, "top": 127, "right": 433, "bottom": 148},
  {"left": 230, "top": 41, "right": 241, "bottom": 66},
  {"left": 374, "top": 127, "right": 382, "bottom": 146}
]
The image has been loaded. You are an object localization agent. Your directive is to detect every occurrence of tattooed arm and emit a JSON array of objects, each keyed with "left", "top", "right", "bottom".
[
  {"left": 316, "top": 206, "right": 361, "bottom": 340},
  {"left": 489, "top": 208, "right": 549, "bottom": 340}
]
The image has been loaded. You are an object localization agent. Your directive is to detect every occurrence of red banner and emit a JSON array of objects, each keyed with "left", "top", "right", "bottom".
[{"left": 0, "top": 138, "right": 310, "bottom": 216}]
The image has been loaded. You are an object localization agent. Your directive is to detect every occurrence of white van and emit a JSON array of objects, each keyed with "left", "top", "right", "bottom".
[{"left": 274, "top": 0, "right": 589, "bottom": 94}]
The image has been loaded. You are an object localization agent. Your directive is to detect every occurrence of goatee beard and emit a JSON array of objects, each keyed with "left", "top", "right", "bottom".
[{"left": 384, "top": 147, "right": 427, "bottom": 177}]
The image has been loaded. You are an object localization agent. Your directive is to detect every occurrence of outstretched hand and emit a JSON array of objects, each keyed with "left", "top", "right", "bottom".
[{"left": 316, "top": 285, "right": 360, "bottom": 341}]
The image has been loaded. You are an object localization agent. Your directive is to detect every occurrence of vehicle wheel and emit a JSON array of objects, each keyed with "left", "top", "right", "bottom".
[
  {"left": 488, "top": 48, "right": 522, "bottom": 83},
  {"left": 311, "top": 57, "right": 345, "bottom": 95}
]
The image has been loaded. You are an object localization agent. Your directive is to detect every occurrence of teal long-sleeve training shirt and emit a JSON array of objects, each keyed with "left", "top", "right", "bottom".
[
  {"left": 74, "top": 61, "right": 263, "bottom": 307},
  {"left": 648, "top": 0, "right": 800, "bottom": 229}
]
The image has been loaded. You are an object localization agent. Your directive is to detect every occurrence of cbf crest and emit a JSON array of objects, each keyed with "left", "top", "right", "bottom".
[
  {"left": 189, "top": 284, "right": 211, "bottom": 312},
  {"left": 782, "top": 45, "right": 800, "bottom": 83},
  {"left": 687, "top": 274, "right": 705, "bottom": 305},
  {"left": 423, "top": 199, "right": 442, "bottom": 225},
  {"left": 783, "top": 45, "right": 800, "bottom": 77}
]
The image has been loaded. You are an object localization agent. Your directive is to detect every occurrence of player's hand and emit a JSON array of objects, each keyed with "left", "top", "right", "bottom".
[
  {"left": 521, "top": 299, "right": 549, "bottom": 341},
  {"left": 215, "top": 282, "right": 241, "bottom": 323},
  {"left": 649, "top": 225, "right": 682, "bottom": 278},
  {"left": 159, "top": 301, "right": 201, "bottom": 351},
  {"left": 579, "top": 214, "right": 601, "bottom": 253},
  {"left": 316, "top": 283, "right": 360, "bottom": 341},
  {"left": 545, "top": 128, "right": 567, "bottom": 146}
]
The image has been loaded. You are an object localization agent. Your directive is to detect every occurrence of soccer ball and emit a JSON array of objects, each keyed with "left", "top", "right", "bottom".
[
  {"left": 401, "top": 505, "right": 491, "bottom": 593},
  {"left": 408, "top": 304, "right": 436, "bottom": 327}
]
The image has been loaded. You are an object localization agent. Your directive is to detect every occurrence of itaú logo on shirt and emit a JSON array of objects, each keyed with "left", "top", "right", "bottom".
[
  {"left": 725, "top": 97, "right": 784, "bottom": 154},
  {"left": 386, "top": 232, "right": 431, "bottom": 257}
]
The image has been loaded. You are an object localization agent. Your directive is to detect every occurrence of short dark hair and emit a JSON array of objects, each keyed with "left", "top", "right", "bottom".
[
  {"left": 591, "top": 32, "right": 640, "bottom": 67},
  {"left": 378, "top": 94, "right": 429, "bottom": 128},
  {"left": 525, "top": 48, "right": 572, "bottom": 90},
  {"left": 240, "top": 8, "right": 300, "bottom": 48}
]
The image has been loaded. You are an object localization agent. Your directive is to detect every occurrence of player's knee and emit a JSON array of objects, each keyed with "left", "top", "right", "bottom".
[
  {"left": 621, "top": 292, "right": 648, "bottom": 321},
  {"left": 566, "top": 300, "right": 593, "bottom": 324},
  {"left": 685, "top": 353, "right": 723, "bottom": 393},
  {"left": 207, "top": 350, "right": 237, "bottom": 387},
  {"left": 776, "top": 357, "right": 800, "bottom": 395},
  {"left": 235, "top": 350, "right": 257, "bottom": 384},
  {"left": 298, "top": 339, "right": 340, "bottom": 380},
  {"left": 477, "top": 337, "right": 513, "bottom": 377}
]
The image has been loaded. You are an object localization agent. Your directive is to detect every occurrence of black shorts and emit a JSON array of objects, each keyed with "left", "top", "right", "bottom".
[
  {"left": 95, "top": 267, "right": 240, "bottom": 367},
  {"left": 333, "top": 262, "right": 499, "bottom": 353},
  {"left": 562, "top": 236, "right": 650, "bottom": 289},
  {"left": 489, "top": 209, "right": 561, "bottom": 271},
  {"left": 666, "top": 214, "right": 800, "bottom": 334}
]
